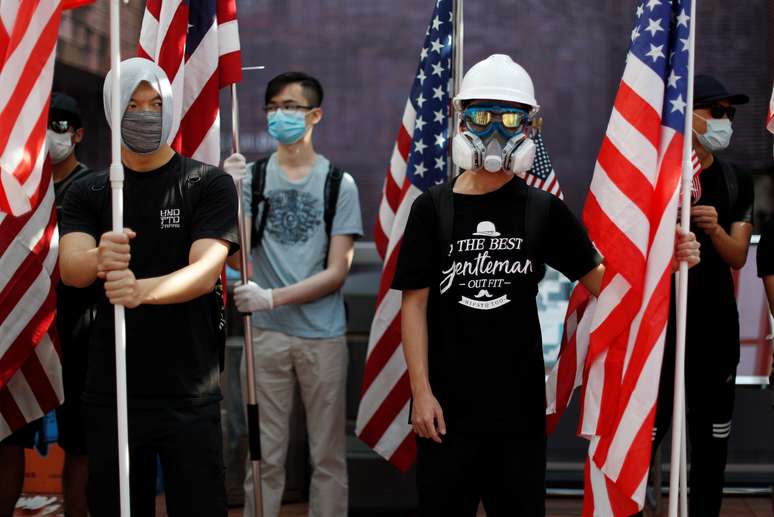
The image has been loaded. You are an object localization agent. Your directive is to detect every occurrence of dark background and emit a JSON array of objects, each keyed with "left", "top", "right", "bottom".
[{"left": 57, "top": 0, "right": 774, "bottom": 235}]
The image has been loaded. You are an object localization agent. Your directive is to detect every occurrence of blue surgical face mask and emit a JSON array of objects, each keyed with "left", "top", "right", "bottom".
[
  {"left": 694, "top": 114, "right": 733, "bottom": 152},
  {"left": 267, "top": 109, "right": 308, "bottom": 144}
]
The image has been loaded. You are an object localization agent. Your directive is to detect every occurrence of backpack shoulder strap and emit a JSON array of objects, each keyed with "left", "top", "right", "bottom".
[
  {"left": 323, "top": 164, "right": 344, "bottom": 238},
  {"left": 525, "top": 186, "right": 552, "bottom": 265},
  {"left": 250, "top": 157, "right": 270, "bottom": 250},
  {"left": 178, "top": 155, "right": 209, "bottom": 217},
  {"left": 428, "top": 180, "right": 454, "bottom": 259},
  {"left": 720, "top": 159, "right": 739, "bottom": 214}
]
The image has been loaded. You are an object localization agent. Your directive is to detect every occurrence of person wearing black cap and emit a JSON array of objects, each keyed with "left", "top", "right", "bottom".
[
  {"left": 50, "top": 92, "right": 97, "bottom": 517},
  {"left": 636, "top": 75, "right": 754, "bottom": 517}
]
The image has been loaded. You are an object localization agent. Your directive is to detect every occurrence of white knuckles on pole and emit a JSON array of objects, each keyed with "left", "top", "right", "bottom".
[{"left": 452, "top": 54, "right": 539, "bottom": 114}]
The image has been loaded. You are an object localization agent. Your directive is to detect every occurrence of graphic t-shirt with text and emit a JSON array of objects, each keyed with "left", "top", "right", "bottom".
[{"left": 393, "top": 178, "right": 600, "bottom": 431}]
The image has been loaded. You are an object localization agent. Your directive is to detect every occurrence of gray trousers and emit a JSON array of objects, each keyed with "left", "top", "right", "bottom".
[{"left": 241, "top": 328, "right": 348, "bottom": 517}]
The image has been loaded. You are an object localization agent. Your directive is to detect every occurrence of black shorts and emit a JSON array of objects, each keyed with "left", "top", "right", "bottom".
[
  {"left": 1, "top": 419, "right": 42, "bottom": 449},
  {"left": 85, "top": 403, "right": 227, "bottom": 517},
  {"left": 416, "top": 427, "right": 546, "bottom": 517},
  {"left": 55, "top": 335, "right": 89, "bottom": 455}
]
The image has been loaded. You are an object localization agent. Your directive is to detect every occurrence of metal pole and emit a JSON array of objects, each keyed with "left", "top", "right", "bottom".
[
  {"left": 447, "top": 0, "right": 463, "bottom": 180},
  {"left": 668, "top": 0, "right": 696, "bottom": 515},
  {"left": 231, "top": 83, "right": 264, "bottom": 517},
  {"left": 109, "top": 1, "right": 130, "bottom": 516}
]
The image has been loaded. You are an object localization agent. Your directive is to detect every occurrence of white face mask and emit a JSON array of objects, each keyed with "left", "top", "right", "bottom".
[
  {"left": 694, "top": 114, "right": 733, "bottom": 152},
  {"left": 46, "top": 129, "right": 75, "bottom": 164}
]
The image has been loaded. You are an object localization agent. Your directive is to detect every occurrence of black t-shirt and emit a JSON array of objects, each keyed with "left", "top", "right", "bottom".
[
  {"left": 54, "top": 163, "right": 101, "bottom": 349},
  {"left": 757, "top": 219, "right": 774, "bottom": 279},
  {"left": 392, "top": 178, "right": 600, "bottom": 431},
  {"left": 60, "top": 153, "right": 239, "bottom": 408},
  {"left": 679, "top": 157, "right": 753, "bottom": 377}
]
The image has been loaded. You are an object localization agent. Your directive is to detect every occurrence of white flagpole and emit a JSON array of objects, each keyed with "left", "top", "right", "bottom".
[
  {"left": 109, "top": 0, "right": 130, "bottom": 515},
  {"left": 231, "top": 84, "right": 264, "bottom": 517},
  {"left": 448, "top": 0, "right": 463, "bottom": 180},
  {"left": 668, "top": 0, "right": 696, "bottom": 515}
]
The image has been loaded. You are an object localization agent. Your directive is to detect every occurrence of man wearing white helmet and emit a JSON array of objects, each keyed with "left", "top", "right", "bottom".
[
  {"left": 58, "top": 58, "right": 239, "bottom": 516},
  {"left": 391, "top": 54, "right": 700, "bottom": 516}
]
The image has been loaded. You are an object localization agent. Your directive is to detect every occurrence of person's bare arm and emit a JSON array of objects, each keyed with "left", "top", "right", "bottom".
[
  {"left": 401, "top": 287, "right": 446, "bottom": 443},
  {"left": 104, "top": 238, "right": 229, "bottom": 307},
  {"left": 692, "top": 205, "right": 752, "bottom": 269},
  {"left": 270, "top": 234, "right": 355, "bottom": 307},
  {"left": 227, "top": 216, "right": 252, "bottom": 271},
  {"left": 578, "top": 230, "right": 700, "bottom": 298},
  {"left": 60, "top": 229, "right": 136, "bottom": 288}
]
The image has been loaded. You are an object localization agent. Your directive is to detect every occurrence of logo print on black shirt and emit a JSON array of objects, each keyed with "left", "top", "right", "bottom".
[
  {"left": 266, "top": 189, "right": 322, "bottom": 245},
  {"left": 440, "top": 221, "right": 533, "bottom": 311},
  {"left": 160, "top": 208, "right": 181, "bottom": 229}
]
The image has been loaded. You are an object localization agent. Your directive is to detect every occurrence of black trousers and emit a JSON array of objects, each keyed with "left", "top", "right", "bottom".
[
  {"left": 84, "top": 403, "right": 227, "bottom": 517},
  {"left": 634, "top": 343, "right": 736, "bottom": 517},
  {"left": 416, "top": 428, "right": 546, "bottom": 517}
]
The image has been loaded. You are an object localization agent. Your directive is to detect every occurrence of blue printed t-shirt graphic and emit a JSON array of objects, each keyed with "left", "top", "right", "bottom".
[
  {"left": 242, "top": 153, "right": 364, "bottom": 339},
  {"left": 406, "top": 0, "right": 453, "bottom": 192},
  {"left": 629, "top": 0, "right": 691, "bottom": 134},
  {"left": 266, "top": 190, "right": 322, "bottom": 245}
]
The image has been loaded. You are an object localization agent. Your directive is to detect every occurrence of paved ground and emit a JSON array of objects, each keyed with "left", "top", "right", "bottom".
[{"left": 14, "top": 494, "right": 774, "bottom": 516}]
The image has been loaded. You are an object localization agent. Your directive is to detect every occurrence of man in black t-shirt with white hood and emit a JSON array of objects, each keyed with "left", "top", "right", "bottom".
[
  {"left": 58, "top": 58, "right": 239, "bottom": 517},
  {"left": 393, "top": 54, "right": 700, "bottom": 517}
]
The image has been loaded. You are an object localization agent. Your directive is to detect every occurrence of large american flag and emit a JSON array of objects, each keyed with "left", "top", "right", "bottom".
[
  {"left": 0, "top": 0, "right": 92, "bottom": 441},
  {"left": 546, "top": 1, "right": 692, "bottom": 514},
  {"left": 355, "top": 0, "right": 454, "bottom": 470},
  {"left": 138, "top": 0, "right": 241, "bottom": 167},
  {"left": 356, "top": 0, "right": 565, "bottom": 470}
]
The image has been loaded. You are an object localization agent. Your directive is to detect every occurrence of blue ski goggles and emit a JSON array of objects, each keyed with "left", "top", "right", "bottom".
[{"left": 462, "top": 105, "right": 530, "bottom": 138}]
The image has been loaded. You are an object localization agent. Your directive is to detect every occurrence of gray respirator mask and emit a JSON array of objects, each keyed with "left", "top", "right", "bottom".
[{"left": 121, "top": 111, "right": 163, "bottom": 154}]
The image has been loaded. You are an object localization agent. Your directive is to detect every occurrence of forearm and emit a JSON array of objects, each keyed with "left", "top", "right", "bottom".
[
  {"left": 708, "top": 228, "right": 748, "bottom": 269},
  {"left": 271, "top": 266, "right": 347, "bottom": 307},
  {"left": 401, "top": 291, "right": 432, "bottom": 397},
  {"left": 137, "top": 260, "right": 221, "bottom": 305},
  {"left": 60, "top": 248, "right": 99, "bottom": 287}
]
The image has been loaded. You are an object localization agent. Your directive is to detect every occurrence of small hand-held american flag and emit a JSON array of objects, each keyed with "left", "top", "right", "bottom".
[
  {"left": 356, "top": 0, "right": 565, "bottom": 470},
  {"left": 546, "top": 1, "right": 692, "bottom": 514},
  {"left": 0, "top": 0, "right": 93, "bottom": 441},
  {"left": 138, "top": 0, "right": 242, "bottom": 167}
]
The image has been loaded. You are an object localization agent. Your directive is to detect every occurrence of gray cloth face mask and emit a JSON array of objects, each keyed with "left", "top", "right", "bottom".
[{"left": 121, "top": 111, "right": 163, "bottom": 154}]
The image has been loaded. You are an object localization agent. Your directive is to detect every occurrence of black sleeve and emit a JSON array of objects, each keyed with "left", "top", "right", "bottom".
[
  {"left": 391, "top": 192, "right": 438, "bottom": 291},
  {"left": 757, "top": 220, "right": 774, "bottom": 278},
  {"left": 542, "top": 197, "right": 602, "bottom": 282},
  {"left": 59, "top": 175, "right": 100, "bottom": 240},
  {"left": 191, "top": 170, "right": 240, "bottom": 256},
  {"left": 731, "top": 165, "right": 754, "bottom": 224}
]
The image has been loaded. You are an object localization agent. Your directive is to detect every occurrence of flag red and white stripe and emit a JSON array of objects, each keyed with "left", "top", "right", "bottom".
[
  {"left": 138, "top": 0, "right": 241, "bottom": 167},
  {"left": 0, "top": 0, "right": 92, "bottom": 440},
  {"left": 767, "top": 84, "right": 773, "bottom": 135},
  {"left": 546, "top": 1, "right": 691, "bottom": 513}
]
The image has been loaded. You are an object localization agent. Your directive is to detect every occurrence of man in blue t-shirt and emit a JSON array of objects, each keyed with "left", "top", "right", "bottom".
[{"left": 225, "top": 71, "right": 363, "bottom": 517}]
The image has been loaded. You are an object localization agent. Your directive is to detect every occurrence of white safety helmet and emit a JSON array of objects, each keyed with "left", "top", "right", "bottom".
[{"left": 453, "top": 54, "right": 539, "bottom": 115}]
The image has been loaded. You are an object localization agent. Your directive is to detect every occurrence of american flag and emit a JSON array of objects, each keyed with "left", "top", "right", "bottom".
[
  {"left": 526, "top": 131, "right": 564, "bottom": 199},
  {"left": 138, "top": 0, "right": 241, "bottom": 167},
  {"left": 355, "top": 0, "right": 454, "bottom": 470},
  {"left": 767, "top": 85, "right": 773, "bottom": 135},
  {"left": 0, "top": 0, "right": 92, "bottom": 441},
  {"left": 546, "top": 1, "right": 692, "bottom": 514}
]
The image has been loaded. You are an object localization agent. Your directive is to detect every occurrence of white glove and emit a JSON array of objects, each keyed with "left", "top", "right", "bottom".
[
  {"left": 223, "top": 152, "right": 247, "bottom": 183},
  {"left": 233, "top": 281, "right": 273, "bottom": 313}
]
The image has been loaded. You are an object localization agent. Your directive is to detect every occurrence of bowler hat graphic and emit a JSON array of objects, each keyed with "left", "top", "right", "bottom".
[{"left": 473, "top": 221, "right": 500, "bottom": 237}]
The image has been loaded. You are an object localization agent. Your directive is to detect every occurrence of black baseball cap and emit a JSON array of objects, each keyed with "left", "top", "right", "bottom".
[
  {"left": 49, "top": 92, "right": 82, "bottom": 128},
  {"left": 693, "top": 74, "right": 749, "bottom": 106}
]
